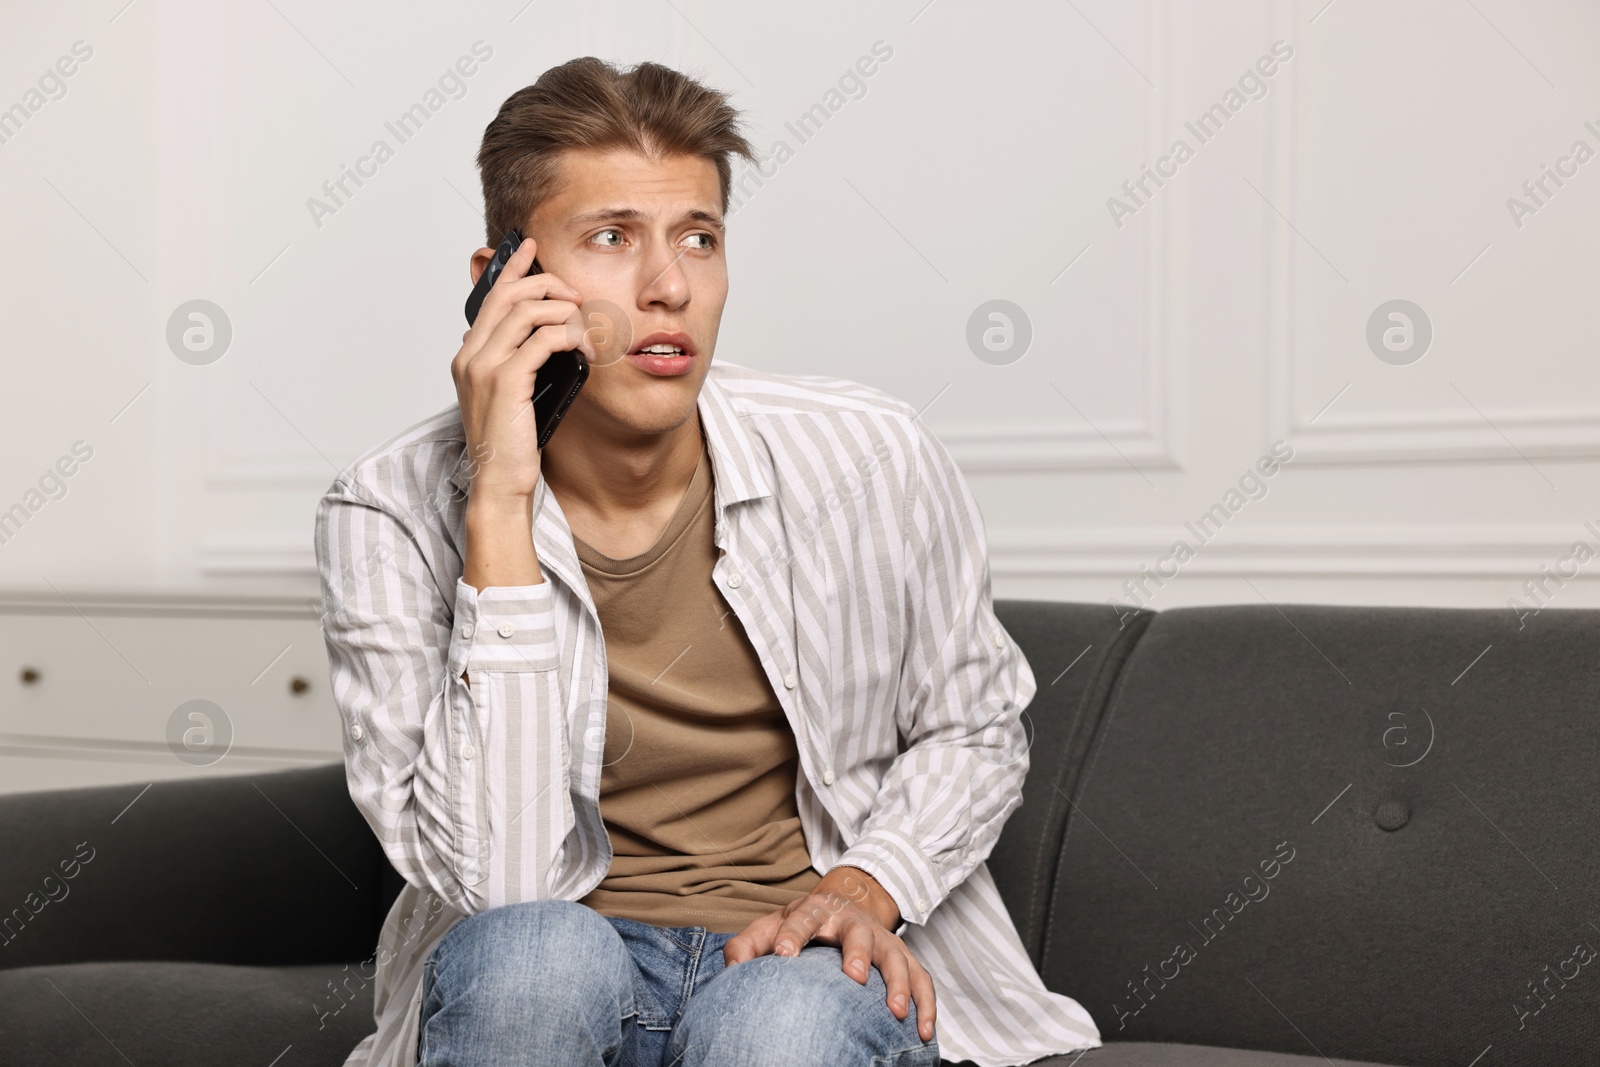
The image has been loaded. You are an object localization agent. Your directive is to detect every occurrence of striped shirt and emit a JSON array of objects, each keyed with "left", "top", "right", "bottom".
[{"left": 314, "top": 359, "right": 1102, "bottom": 1067}]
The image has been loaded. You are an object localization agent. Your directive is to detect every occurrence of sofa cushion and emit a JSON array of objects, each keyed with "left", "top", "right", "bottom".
[
  {"left": 1043, "top": 603, "right": 1600, "bottom": 1067},
  {"left": 0, "top": 964, "right": 1406, "bottom": 1067},
  {"left": 0, "top": 960, "right": 373, "bottom": 1065}
]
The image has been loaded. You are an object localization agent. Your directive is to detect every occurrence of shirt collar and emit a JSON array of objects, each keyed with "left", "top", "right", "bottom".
[
  {"left": 446, "top": 361, "right": 774, "bottom": 513},
  {"left": 696, "top": 362, "right": 772, "bottom": 511}
]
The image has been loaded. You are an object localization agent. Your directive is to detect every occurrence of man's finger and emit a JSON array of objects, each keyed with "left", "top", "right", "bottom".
[
  {"left": 773, "top": 900, "right": 824, "bottom": 956},
  {"left": 908, "top": 956, "right": 938, "bottom": 1040},
  {"left": 874, "top": 933, "right": 913, "bottom": 1021},
  {"left": 838, "top": 920, "right": 876, "bottom": 984},
  {"left": 723, "top": 911, "right": 780, "bottom": 966}
]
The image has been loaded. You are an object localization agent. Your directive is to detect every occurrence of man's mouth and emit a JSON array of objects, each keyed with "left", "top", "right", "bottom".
[
  {"left": 628, "top": 332, "right": 696, "bottom": 359},
  {"left": 625, "top": 332, "right": 698, "bottom": 376}
]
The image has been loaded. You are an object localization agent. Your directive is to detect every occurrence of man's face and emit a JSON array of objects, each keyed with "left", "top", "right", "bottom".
[{"left": 494, "top": 146, "right": 728, "bottom": 441}]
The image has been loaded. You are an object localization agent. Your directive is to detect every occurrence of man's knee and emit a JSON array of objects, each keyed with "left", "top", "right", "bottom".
[
  {"left": 426, "top": 899, "right": 632, "bottom": 1023},
  {"left": 673, "top": 949, "right": 929, "bottom": 1066}
]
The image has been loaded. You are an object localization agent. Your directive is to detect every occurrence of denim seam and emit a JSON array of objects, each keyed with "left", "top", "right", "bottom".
[
  {"left": 870, "top": 1042, "right": 940, "bottom": 1066},
  {"left": 633, "top": 925, "right": 699, "bottom": 1029},
  {"left": 675, "top": 928, "right": 705, "bottom": 1020},
  {"left": 662, "top": 925, "right": 701, "bottom": 953}
]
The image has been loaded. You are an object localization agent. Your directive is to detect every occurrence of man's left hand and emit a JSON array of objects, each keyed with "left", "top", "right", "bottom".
[{"left": 722, "top": 866, "right": 936, "bottom": 1042}]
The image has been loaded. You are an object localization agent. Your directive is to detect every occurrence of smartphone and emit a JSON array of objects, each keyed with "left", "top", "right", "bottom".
[{"left": 463, "top": 228, "right": 589, "bottom": 450}]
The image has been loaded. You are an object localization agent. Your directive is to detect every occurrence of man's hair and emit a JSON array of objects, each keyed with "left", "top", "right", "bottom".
[{"left": 476, "top": 57, "right": 757, "bottom": 246}]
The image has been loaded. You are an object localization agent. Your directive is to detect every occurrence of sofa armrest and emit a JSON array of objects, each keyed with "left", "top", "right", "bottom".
[{"left": 0, "top": 762, "right": 393, "bottom": 970}]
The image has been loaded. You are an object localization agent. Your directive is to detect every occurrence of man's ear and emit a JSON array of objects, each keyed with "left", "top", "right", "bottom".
[{"left": 469, "top": 246, "right": 496, "bottom": 286}]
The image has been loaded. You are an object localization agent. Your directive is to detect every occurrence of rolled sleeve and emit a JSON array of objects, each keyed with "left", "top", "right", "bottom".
[
  {"left": 317, "top": 471, "right": 573, "bottom": 916},
  {"left": 450, "top": 578, "right": 562, "bottom": 678}
]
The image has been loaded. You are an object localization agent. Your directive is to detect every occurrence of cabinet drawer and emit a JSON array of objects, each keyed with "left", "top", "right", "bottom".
[{"left": 1, "top": 611, "right": 343, "bottom": 774}]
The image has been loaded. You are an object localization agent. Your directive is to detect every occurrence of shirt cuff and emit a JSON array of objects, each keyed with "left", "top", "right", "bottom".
[
  {"left": 449, "top": 576, "right": 561, "bottom": 677},
  {"left": 834, "top": 824, "right": 949, "bottom": 929}
]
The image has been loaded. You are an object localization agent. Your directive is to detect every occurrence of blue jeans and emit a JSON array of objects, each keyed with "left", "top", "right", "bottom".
[{"left": 418, "top": 898, "right": 941, "bottom": 1067}]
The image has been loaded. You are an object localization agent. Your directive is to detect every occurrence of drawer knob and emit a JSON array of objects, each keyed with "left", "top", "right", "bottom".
[
  {"left": 289, "top": 676, "right": 310, "bottom": 695},
  {"left": 20, "top": 667, "right": 40, "bottom": 686}
]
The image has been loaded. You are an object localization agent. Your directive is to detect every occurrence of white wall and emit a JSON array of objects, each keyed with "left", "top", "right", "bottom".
[{"left": 4, "top": 0, "right": 1599, "bottom": 626}]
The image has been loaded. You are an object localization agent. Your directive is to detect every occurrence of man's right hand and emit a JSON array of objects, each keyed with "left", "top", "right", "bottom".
[
  {"left": 451, "top": 236, "right": 583, "bottom": 503},
  {"left": 454, "top": 236, "right": 581, "bottom": 597}
]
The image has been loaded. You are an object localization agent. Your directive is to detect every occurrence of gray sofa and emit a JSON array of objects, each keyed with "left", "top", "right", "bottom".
[{"left": 2, "top": 600, "right": 1592, "bottom": 1066}]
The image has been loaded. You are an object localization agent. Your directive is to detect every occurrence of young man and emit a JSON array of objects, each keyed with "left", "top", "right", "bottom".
[{"left": 315, "top": 57, "right": 1100, "bottom": 1067}]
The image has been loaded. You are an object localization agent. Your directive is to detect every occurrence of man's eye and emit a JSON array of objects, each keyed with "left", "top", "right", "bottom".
[
  {"left": 590, "top": 229, "right": 623, "bottom": 247},
  {"left": 684, "top": 233, "right": 715, "bottom": 251}
]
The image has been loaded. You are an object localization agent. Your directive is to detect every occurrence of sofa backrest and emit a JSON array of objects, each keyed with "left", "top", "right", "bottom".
[
  {"left": 983, "top": 599, "right": 1153, "bottom": 963},
  {"left": 0, "top": 762, "right": 390, "bottom": 970},
  {"left": 994, "top": 601, "right": 1600, "bottom": 1067}
]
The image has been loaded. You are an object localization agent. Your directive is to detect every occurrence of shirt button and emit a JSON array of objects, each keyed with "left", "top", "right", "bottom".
[
  {"left": 461, "top": 623, "right": 475, "bottom": 638},
  {"left": 822, "top": 769, "right": 835, "bottom": 785},
  {"left": 497, "top": 623, "right": 515, "bottom": 638},
  {"left": 916, "top": 897, "right": 929, "bottom": 911},
  {"left": 783, "top": 673, "right": 796, "bottom": 689},
  {"left": 728, "top": 573, "right": 743, "bottom": 588},
  {"left": 461, "top": 743, "right": 476, "bottom": 760},
  {"left": 350, "top": 723, "right": 364, "bottom": 741},
  {"left": 992, "top": 633, "right": 1004, "bottom": 648}
]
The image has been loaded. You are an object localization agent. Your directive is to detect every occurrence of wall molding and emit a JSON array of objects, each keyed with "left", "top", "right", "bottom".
[
  {"left": 199, "top": 520, "right": 1600, "bottom": 585},
  {"left": 937, "top": 417, "right": 1176, "bottom": 473},
  {"left": 0, "top": 581, "right": 320, "bottom": 616},
  {"left": 879, "top": 0, "right": 1179, "bottom": 475},
  {"left": 1261, "top": 10, "right": 1600, "bottom": 465},
  {"left": 201, "top": 540, "right": 323, "bottom": 580},
  {"left": 1266, "top": 398, "right": 1600, "bottom": 465},
  {"left": 987, "top": 523, "right": 1600, "bottom": 580}
]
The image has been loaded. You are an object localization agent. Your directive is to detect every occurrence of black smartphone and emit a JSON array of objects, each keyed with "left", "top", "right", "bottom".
[{"left": 463, "top": 228, "right": 589, "bottom": 450}]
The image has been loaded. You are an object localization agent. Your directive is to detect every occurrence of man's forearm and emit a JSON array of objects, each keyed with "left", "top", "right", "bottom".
[{"left": 463, "top": 494, "right": 543, "bottom": 591}]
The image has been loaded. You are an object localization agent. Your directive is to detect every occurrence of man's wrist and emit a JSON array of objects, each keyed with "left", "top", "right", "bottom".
[
  {"left": 465, "top": 491, "right": 534, "bottom": 526},
  {"left": 819, "top": 864, "right": 901, "bottom": 931}
]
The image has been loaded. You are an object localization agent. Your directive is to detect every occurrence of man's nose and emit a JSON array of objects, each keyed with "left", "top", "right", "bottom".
[{"left": 638, "top": 247, "right": 690, "bottom": 307}]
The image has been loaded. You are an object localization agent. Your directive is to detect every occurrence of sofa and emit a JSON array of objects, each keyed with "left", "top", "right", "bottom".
[{"left": 2, "top": 599, "right": 1593, "bottom": 1066}]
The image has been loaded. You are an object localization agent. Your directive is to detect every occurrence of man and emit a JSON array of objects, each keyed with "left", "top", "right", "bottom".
[{"left": 315, "top": 56, "right": 1100, "bottom": 1067}]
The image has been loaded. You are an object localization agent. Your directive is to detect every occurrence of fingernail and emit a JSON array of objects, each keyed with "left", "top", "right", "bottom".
[
  {"left": 894, "top": 994, "right": 907, "bottom": 1012},
  {"left": 777, "top": 940, "right": 794, "bottom": 955}
]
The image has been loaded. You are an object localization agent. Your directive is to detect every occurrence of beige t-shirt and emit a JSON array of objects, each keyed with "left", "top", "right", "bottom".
[{"left": 572, "top": 429, "right": 823, "bottom": 933}]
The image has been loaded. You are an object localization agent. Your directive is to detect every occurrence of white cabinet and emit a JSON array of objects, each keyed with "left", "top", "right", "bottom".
[{"left": 0, "top": 585, "right": 344, "bottom": 795}]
